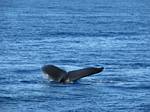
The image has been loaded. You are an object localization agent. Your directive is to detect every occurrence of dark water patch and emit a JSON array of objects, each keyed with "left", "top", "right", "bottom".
[
  {"left": 103, "top": 62, "right": 150, "bottom": 69},
  {"left": 12, "top": 68, "right": 40, "bottom": 74},
  {"left": 0, "top": 80, "right": 20, "bottom": 85},
  {"left": 19, "top": 96, "right": 51, "bottom": 102},
  {"left": 0, "top": 77, "right": 7, "bottom": 80},
  {"left": 125, "top": 86, "right": 150, "bottom": 90},
  {"left": 119, "top": 63, "right": 150, "bottom": 69},
  {"left": 19, "top": 80, "right": 39, "bottom": 84},
  {"left": 61, "top": 107, "right": 105, "bottom": 112},
  {"left": 52, "top": 59, "right": 78, "bottom": 64},
  {"left": 130, "top": 63, "right": 150, "bottom": 69},
  {"left": 0, "top": 95, "right": 48, "bottom": 103},
  {"left": 102, "top": 77, "right": 130, "bottom": 83},
  {"left": 108, "top": 82, "right": 150, "bottom": 91},
  {"left": 136, "top": 103, "right": 150, "bottom": 112},
  {"left": 0, "top": 89, "right": 10, "bottom": 94},
  {"left": 39, "top": 31, "right": 113, "bottom": 37},
  {"left": 0, "top": 96, "right": 14, "bottom": 102},
  {"left": 39, "top": 31, "right": 141, "bottom": 37}
]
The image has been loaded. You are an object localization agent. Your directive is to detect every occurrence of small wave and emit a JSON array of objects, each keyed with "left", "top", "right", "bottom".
[
  {"left": 61, "top": 106, "right": 102, "bottom": 112},
  {"left": 39, "top": 31, "right": 123, "bottom": 37},
  {"left": 0, "top": 96, "right": 14, "bottom": 102},
  {"left": 108, "top": 81, "right": 150, "bottom": 91},
  {"left": 19, "top": 80, "right": 39, "bottom": 84},
  {"left": 130, "top": 63, "right": 150, "bottom": 69},
  {"left": 13, "top": 68, "right": 39, "bottom": 74}
]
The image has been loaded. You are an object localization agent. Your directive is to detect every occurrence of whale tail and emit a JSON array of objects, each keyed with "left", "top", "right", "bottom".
[{"left": 42, "top": 65, "right": 104, "bottom": 83}]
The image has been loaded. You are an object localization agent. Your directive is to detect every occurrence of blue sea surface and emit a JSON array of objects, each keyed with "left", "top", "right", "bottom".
[{"left": 0, "top": 0, "right": 150, "bottom": 112}]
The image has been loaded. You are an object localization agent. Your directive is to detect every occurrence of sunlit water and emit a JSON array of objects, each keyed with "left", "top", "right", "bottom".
[{"left": 0, "top": 0, "right": 150, "bottom": 112}]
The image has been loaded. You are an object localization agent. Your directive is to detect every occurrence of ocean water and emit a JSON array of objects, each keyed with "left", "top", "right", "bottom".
[{"left": 0, "top": 0, "right": 150, "bottom": 112}]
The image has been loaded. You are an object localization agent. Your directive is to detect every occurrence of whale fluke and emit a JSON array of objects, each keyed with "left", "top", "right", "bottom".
[{"left": 42, "top": 65, "right": 104, "bottom": 83}]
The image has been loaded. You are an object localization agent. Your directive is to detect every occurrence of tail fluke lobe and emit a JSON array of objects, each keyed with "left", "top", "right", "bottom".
[
  {"left": 42, "top": 65, "right": 67, "bottom": 82},
  {"left": 68, "top": 67, "right": 104, "bottom": 82}
]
